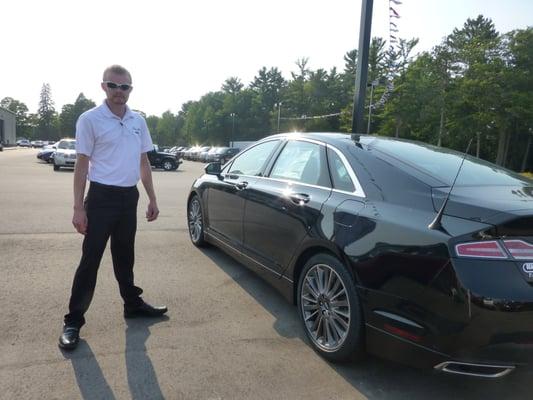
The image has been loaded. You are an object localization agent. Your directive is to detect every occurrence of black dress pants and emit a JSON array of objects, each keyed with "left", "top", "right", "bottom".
[{"left": 64, "top": 181, "right": 143, "bottom": 328}]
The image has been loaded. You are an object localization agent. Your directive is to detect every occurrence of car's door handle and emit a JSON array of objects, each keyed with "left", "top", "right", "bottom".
[
  {"left": 289, "top": 193, "right": 310, "bottom": 204},
  {"left": 235, "top": 181, "right": 249, "bottom": 190}
]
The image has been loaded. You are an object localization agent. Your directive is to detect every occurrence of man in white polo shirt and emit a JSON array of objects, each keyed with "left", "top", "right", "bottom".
[{"left": 59, "top": 65, "right": 167, "bottom": 350}]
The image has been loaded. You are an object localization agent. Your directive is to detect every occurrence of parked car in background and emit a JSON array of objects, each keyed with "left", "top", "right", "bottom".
[
  {"left": 17, "top": 139, "right": 31, "bottom": 147},
  {"left": 187, "top": 132, "right": 533, "bottom": 378},
  {"left": 53, "top": 139, "right": 76, "bottom": 171},
  {"left": 37, "top": 142, "right": 58, "bottom": 163},
  {"left": 147, "top": 146, "right": 182, "bottom": 171},
  {"left": 177, "top": 147, "right": 189, "bottom": 159},
  {"left": 209, "top": 147, "right": 240, "bottom": 164},
  {"left": 31, "top": 140, "right": 45, "bottom": 148},
  {"left": 193, "top": 146, "right": 211, "bottom": 161},
  {"left": 186, "top": 146, "right": 202, "bottom": 160},
  {"left": 201, "top": 147, "right": 219, "bottom": 163}
]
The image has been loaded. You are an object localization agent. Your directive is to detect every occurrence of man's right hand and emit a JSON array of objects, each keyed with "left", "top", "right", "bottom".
[{"left": 72, "top": 208, "right": 88, "bottom": 235}]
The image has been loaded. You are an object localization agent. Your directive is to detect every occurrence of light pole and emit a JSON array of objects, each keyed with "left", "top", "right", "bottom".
[
  {"left": 351, "top": 0, "right": 374, "bottom": 133},
  {"left": 476, "top": 131, "right": 481, "bottom": 158},
  {"left": 277, "top": 102, "right": 282, "bottom": 133},
  {"left": 521, "top": 127, "right": 533, "bottom": 172},
  {"left": 230, "top": 112, "right": 236, "bottom": 146},
  {"left": 367, "top": 79, "right": 379, "bottom": 134}
]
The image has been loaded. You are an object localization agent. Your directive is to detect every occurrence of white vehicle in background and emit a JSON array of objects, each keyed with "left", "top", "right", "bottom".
[
  {"left": 53, "top": 139, "right": 76, "bottom": 171},
  {"left": 17, "top": 139, "right": 31, "bottom": 147}
]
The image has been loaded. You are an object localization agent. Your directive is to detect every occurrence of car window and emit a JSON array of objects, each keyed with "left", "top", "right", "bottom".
[
  {"left": 58, "top": 141, "right": 75, "bottom": 150},
  {"left": 367, "top": 138, "right": 533, "bottom": 186},
  {"left": 270, "top": 140, "right": 330, "bottom": 187},
  {"left": 327, "top": 147, "right": 355, "bottom": 192},
  {"left": 228, "top": 140, "right": 279, "bottom": 176}
]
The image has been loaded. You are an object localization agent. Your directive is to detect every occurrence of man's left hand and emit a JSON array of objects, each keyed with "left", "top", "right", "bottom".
[{"left": 146, "top": 201, "right": 159, "bottom": 222}]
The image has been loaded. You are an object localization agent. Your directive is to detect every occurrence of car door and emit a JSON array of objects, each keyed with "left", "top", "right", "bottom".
[
  {"left": 206, "top": 140, "right": 281, "bottom": 249},
  {"left": 242, "top": 139, "right": 332, "bottom": 275}
]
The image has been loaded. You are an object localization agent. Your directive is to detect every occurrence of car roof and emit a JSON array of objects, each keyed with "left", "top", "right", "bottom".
[
  {"left": 259, "top": 131, "right": 447, "bottom": 154},
  {"left": 262, "top": 131, "right": 379, "bottom": 146}
]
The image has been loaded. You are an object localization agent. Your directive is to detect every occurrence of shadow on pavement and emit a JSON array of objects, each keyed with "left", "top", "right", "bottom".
[
  {"left": 125, "top": 316, "right": 169, "bottom": 400},
  {"left": 60, "top": 316, "right": 169, "bottom": 400},
  {"left": 61, "top": 340, "right": 116, "bottom": 400},
  {"left": 200, "top": 246, "right": 533, "bottom": 400}
]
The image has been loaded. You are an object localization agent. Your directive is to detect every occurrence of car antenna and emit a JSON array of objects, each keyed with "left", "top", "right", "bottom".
[{"left": 428, "top": 138, "right": 473, "bottom": 232}]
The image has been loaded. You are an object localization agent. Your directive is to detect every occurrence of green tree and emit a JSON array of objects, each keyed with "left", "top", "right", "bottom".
[
  {"left": 37, "top": 83, "right": 57, "bottom": 140},
  {"left": 222, "top": 77, "right": 244, "bottom": 95},
  {"left": 59, "top": 93, "right": 95, "bottom": 138},
  {"left": 0, "top": 97, "right": 32, "bottom": 138}
]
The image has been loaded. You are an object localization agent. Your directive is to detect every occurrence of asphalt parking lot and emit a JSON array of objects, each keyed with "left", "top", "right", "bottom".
[{"left": 1, "top": 147, "right": 531, "bottom": 399}]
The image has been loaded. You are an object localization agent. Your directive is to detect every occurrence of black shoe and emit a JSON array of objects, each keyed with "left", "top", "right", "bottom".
[
  {"left": 59, "top": 325, "right": 80, "bottom": 350},
  {"left": 124, "top": 302, "right": 168, "bottom": 319}
]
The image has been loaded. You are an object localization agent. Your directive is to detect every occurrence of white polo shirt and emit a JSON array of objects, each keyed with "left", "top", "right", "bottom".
[{"left": 75, "top": 101, "right": 153, "bottom": 187}]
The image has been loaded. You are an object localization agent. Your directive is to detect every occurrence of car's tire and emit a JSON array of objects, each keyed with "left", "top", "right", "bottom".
[
  {"left": 297, "top": 253, "right": 364, "bottom": 362},
  {"left": 162, "top": 159, "right": 176, "bottom": 171},
  {"left": 187, "top": 194, "right": 207, "bottom": 247},
  {"left": 53, "top": 163, "right": 60, "bottom": 171}
]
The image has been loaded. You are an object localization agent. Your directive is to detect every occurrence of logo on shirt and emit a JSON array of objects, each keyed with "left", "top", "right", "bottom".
[{"left": 132, "top": 127, "right": 141, "bottom": 135}]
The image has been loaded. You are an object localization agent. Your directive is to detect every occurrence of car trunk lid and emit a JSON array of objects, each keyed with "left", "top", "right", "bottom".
[{"left": 432, "top": 185, "right": 533, "bottom": 227}]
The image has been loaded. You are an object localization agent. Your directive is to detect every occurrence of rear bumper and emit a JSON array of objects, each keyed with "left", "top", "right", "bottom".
[
  {"left": 362, "top": 256, "right": 533, "bottom": 375},
  {"left": 366, "top": 324, "right": 528, "bottom": 377},
  {"left": 365, "top": 303, "right": 533, "bottom": 376}
]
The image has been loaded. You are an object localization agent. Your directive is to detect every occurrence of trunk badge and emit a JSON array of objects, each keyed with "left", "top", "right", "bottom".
[{"left": 522, "top": 263, "right": 533, "bottom": 278}]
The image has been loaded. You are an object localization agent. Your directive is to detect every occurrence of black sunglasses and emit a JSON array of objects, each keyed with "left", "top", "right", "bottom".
[{"left": 104, "top": 81, "right": 132, "bottom": 91}]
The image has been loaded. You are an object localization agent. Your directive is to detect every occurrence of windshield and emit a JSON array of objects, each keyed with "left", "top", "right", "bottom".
[
  {"left": 363, "top": 138, "right": 532, "bottom": 187},
  {"left": 58, "top": 141, "right": 76, "bottom": 150}
]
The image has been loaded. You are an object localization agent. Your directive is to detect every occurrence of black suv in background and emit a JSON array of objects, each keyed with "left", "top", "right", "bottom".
[
  {"left": 147, "top": 145, "right": 182, "bottom": 171},
  {"left": 209, "top": 147, "right": 240, "bottom": 163}
]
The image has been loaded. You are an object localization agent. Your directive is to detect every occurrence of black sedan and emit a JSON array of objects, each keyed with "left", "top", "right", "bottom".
[{"left": 187, "top": 132, "right": 533, "bottom": 378}]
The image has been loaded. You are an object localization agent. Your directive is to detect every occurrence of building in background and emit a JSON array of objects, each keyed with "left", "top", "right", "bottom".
[{"left": 0, "top": 107, "right": 16, "bottom": 145}]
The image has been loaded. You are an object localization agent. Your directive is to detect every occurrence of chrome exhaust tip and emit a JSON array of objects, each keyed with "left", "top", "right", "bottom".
[{"left": 434, "top": 361, "right": 515, "bottom": 378}]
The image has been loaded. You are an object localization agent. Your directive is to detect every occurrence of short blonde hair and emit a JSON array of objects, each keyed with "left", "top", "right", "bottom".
[{"left": 103, "top": 65, "right": 132, "bottom": 83}]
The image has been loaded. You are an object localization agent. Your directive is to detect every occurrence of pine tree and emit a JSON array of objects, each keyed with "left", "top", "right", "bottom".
[{"left": 37, "top": 83, "right": 57, "bottom": 140}]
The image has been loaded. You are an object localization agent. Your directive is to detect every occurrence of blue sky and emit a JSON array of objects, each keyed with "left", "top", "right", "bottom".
[{"left": 2, "top": 0, "right": 532, "bottom": 116}]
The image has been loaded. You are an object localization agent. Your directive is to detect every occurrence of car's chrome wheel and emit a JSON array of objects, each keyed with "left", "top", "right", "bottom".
[
  {"left": 188, "top": 195, "right": 206, "bottom": 246},
  {"left": 301, "top": 263, "right": 350, "bottom": 351},
  {"left": 298, "top": 253, "right": 364, "bottom": 361}
]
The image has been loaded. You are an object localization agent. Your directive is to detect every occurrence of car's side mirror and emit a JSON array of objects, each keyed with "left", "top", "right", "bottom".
[{"left": 205, "top": 162, "right": 222, "bottom": 176}]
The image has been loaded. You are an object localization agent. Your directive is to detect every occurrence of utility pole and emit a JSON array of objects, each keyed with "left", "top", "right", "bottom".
[
  {"left": 351, "top": 0, "right": 374, "bottom": 133},
  {"left": 230, "top": 113, "right": 236, "bottom": 147}
]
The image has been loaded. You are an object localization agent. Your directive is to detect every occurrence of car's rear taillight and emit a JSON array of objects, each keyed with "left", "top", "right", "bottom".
[
  {"left": 502, "top": 240, "right": 533, "bottom": 260},
  {"left": 455, "top": 239, "right": 533, "bottom": 260},
  {"left": 455, "top": 241, "right": 508, "bottom": 259}
]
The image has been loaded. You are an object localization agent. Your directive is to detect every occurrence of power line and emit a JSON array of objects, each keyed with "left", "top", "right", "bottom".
[{"left": 280, "top": 112, "right": 343, "bottom": 121}]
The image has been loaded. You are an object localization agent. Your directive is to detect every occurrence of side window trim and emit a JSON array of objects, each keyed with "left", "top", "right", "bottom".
[
  {"left": 264, "top": 139, "right": 288, "bottom": 178},
  {"left": 326, "top": 144, "right": 366, "bottom": 197}
]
